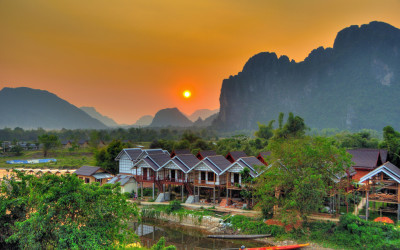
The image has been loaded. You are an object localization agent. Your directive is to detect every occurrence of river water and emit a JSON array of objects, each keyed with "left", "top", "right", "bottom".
[{"left": 133, "top": 219, "right": 270, "bottom": 250}]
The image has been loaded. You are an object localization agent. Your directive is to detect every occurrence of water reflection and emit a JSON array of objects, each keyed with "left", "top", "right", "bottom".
[{"left": 133, "top": 219, "right": 269, "bottom": 250}]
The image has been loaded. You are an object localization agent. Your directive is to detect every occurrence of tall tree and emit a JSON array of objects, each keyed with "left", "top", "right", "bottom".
[
  {"left": 256, "top": 136, "right": 352, "bottom": 220},
  {"left": 382, "top": 126, "right": 400, "bottom": 166},
  {"left": 38, "top": 134, "right": 60, "bottom": 157}
]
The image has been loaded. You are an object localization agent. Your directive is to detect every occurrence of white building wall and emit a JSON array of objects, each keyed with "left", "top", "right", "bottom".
[{"left": 119, "top": 154, "right": 133, "bottom": 174}]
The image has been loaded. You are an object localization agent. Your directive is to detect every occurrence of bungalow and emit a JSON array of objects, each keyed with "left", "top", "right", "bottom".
[
  {"left": 257, "top": 151, "right": 271, "bottom": 166},
  {"left": 78, "top": 140, "right": 89, "bottom": 148},
  {"left": 170, "top": 149, "right": 192, "bottom": 158},
  {"left": 107, "top": 174, "right": 138, "bottom": 194},
  {"left": 220, "top": 156, "right": 263, "bottom": 190},
  {"left": 61, "top": 140, "right": 72, "bottom": 149},
  {"left": 359, "top": 162, "right": 400, "bottom": 221},
  {"left": 190, "top": 155, "right": 231, "bottom": 203},
  {"left": 226, "top": 151, "right": 247, "bottom": 163},
  {"left": 196, "top": 150, "right": 217, "bottom": 160},
  {"left": 157, "top": 154, "right": 200, "bottom": 200},
  {"left": 347, "top": 148, "right": 388, "bottom": 181},
  {"left": 134, "top": 153, "right": 171, "bottom": 199},
  {"left": 74, "top": 166, "right": 113, "bottom": 185},
  {"left": 115, "top": 148, "right": 169, "bottom": 175}
]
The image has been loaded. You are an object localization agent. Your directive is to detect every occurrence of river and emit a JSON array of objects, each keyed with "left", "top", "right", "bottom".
[{"left": 133, "top": 219, "right": 271, "bottom": 250}]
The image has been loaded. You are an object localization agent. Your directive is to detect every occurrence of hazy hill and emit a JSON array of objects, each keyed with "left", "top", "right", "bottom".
[
  {"left": 80, "top": 106, "right": 119, "bottom": 127},
  {"left": 187, "top": 109, "right": 219, "bottom": 122},
  {"left": 214, "top": 21, "right": 400, "bottom": 131},
  {"left": 149, "top": 108, "right": 193, "bottom": 127},
  {"left": 0, "top": 87, "right": 107, "bottom": 129},
  {"left": 193, "top": 113, "right": 219, "bottom": 127},
  {"left": 133, "top": 115, "right": 153, "bottom": 127}
]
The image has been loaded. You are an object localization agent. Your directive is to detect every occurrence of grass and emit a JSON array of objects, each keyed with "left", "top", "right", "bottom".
[{"left": 0, "top": 148, "right": 95, "bottom": 169}]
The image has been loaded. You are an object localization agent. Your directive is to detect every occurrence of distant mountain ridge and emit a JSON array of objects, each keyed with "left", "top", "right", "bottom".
[
  {"left": 149, "top": 108, "right": 193, "bottom": 127},
  {"left": 133, "top": 115, "right": 153, "bottom": 127},
  {"left": 187, "top": 109, "right": 219, "bottom": 122},
  {"left": 80, "top": 106, "right": 119, "bottom": 127},
  {"left": 0, "top": 87, "right": 107, "bottom": 129},
  {"left": 214, "top": 21, "right": 400, "bottom": 131}
]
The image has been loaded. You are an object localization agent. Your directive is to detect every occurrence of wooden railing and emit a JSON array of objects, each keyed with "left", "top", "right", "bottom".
[
  {"left": 227, "top": 182, "right": 242, "bottom": 189},
  {"left": 136, "top": 176, "right": 156, "bottom": 182}
]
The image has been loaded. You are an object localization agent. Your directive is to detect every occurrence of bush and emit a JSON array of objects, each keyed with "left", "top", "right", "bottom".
[{"left": 166, "top": 200, "right": 182, "bottom": 214}]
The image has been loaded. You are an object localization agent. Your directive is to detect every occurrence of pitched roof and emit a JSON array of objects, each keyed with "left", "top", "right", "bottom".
[
  {"left": 74, "top": 166, "right": 102, "bottom": 176},
  {"left": 174, "top": 154, "right": 200, "bottom": 172},
  {"left": 258, "top": 151, "right": 271, "bottom": 158},
  {"left": 347, "top": 149, "right": 381, "bottom": 169},
  {"left": 108, "top": 174, "right": 136, "bottom": 186},
  {"left": 140, "top": 153, "right": 171, "bottom": 171},
  {"left": 359, "top": 162, "right": 400, "bottom": 183},
  {"left": 171, "top": 149, "right": 192, "bottom": 157},
  {"left": 227, "top": 151, "right": 247, "bottom": 161},
  {"left": 115, "top": 148, "right": 142, "bottom": 161},
  {"left": 239, "top": 156, "right": 264, "bottom": 172},
  {"left": 380, "top": 149, "right": 388, "bottom": 163},
  {"left": 202, "top": 155, "right": 232, "bottom": 174},
  {"left": 196, "top": 150, "right": 217, "bottom": 159}
]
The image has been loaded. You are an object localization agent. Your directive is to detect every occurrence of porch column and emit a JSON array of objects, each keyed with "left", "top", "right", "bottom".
[
  {"left": 141, "top": 182, "right": 143, "bottom": 200},
  {"left": 152, "top": 183, "right": 155, "bottom": 199}
]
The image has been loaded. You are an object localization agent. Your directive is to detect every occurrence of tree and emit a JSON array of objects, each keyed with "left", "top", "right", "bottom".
[
  {"left": 0, "top": 171, "right": 139, "bottom": 249},
  {"left": 381, "top": 126, "right": 400, "bottom": 166},
  {"left": 254, "top": 121, "right": 275, "bottom": 140},
  {"left": 38, "top": 134, "right": 60, "bottom": 157},
  {"left": 95, "top": 140, "right": 125, "bottom": 174},
  {"left": 240, "top": 168, "right": 254, "bottom": 208},
  {"left": 10, "top": 145, "right": 23, "bottom": 156},
  {"left": 255, "top": 137, "right": 352, "bottom": 220}
]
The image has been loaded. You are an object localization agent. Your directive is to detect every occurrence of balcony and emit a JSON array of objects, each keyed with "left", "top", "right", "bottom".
[
  {"left": 160, "top": 177, "right": 186, "bottom": 184},
  {"left": 194, "top": 179, "right": 220, "bottom": 187},
  {"left": 227, "top": 182, "right": 242, "bottom": 189},
  {"left": 136, "top": 175, "right": 156, "bottom": 182}
]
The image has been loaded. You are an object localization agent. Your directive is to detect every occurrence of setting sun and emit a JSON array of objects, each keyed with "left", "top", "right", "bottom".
[{"left": 183, "top": 90, "right": 191, "bottom": 98}]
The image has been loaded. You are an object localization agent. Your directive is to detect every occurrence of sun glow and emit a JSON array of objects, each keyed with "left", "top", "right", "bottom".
[{"left": 183, "top": 90, "right": 191, "bottom": 98}]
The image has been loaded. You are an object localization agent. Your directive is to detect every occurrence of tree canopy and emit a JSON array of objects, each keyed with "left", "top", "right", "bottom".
[
  {"left": 38, "top": 134, "right": 60, "bottom": 157},
  {"left": 0, "top": 171, "right": 139, "bottom": 249}
]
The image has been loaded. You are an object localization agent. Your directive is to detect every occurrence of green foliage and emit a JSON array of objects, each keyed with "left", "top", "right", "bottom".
[
  {"left": 382, "top": 126, "right": 400, "bottom": 166},
  {"left": 255, "top": 121, "right": 274, "bottom": 140},
  {"left": 10, "top": 145, "right": 23, "bottom": 156},
  {"left": 38, "top": 134, "right": 60, "bottom": 157},
  {"left": 274, "top": 112, "right": 307, "bottom": 139},
  {"left": 95, "top": 140, "right": 126, "bottom": 174},
  {"left": 166, "top": 200, "right": 182, "bottom": 214},
  {"left": 256, "top": 136, "right": 352, "bottom": 219},
  {"left": 0, "top": 171, "right": 139, "bottom": 249},
  {"left": 227, "top": 215, "right": 286, "bottom": 236},
  {"left": 151, "top": 237, "right": 176, "bottom": 250}
]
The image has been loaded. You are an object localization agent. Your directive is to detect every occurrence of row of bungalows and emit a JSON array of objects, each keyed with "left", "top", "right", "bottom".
[{"left": 115, "top": 148, "right": 266, "bottom": 203}]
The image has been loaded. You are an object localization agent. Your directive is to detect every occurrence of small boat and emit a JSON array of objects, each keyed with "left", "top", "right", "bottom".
[
  {"left": 207, "top": 234, "right": 271, "bottom": 239},
  {"left": 243, "top": 243, "right": 310, "bottom": 250}
]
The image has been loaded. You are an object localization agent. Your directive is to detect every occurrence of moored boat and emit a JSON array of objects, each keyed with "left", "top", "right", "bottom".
[{"left": 207, "top": 234, "right": 271, "bottom": 239}]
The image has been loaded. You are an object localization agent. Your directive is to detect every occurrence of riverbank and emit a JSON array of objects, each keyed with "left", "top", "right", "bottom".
[
  {"left": 139, "top": 202, "right": 400, "bottom": 249},
  {"left": 139, "top": 203, "right": 334, "bottom": 249}
]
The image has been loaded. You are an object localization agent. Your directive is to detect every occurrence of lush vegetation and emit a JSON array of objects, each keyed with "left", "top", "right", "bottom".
[
  {"left": 227, "top": 213, "right": 400, "bottom": 249},
  {"left": 0, "top": 171, "right": 139, "bottom": 249}
]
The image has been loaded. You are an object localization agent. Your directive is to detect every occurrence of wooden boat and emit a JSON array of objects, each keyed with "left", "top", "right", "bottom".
[
  {"left": 207, "top": 234, "right": 271, "bottom": 239},
  {"left": 243, "top": 243, "right": 310, "bottom": 250}
]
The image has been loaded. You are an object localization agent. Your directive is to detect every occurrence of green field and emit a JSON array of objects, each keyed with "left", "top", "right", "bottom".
[{"left": 0, "top": 148, "right": 95, "bottom": 169}]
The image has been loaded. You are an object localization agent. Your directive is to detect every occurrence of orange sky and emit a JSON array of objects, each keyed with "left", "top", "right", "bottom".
[{"left": 1, "top": 0, "right": 400, "bottom": 124}]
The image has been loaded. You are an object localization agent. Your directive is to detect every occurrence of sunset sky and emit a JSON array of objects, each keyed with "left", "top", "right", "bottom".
[{"left": 1, "top": 1, "right": 400, "bottom": 124}]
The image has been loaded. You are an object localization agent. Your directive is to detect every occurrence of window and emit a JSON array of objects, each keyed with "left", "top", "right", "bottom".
[
  {"left": 208, "top": 172, "right": 214, "bottom": 182},
  {"left": 85, "top": 178, "right": 90, "bottom": 183}
]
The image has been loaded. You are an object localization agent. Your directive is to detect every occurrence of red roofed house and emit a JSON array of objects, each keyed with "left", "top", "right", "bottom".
[
  {"left": 347, "top": 149, "right": 388, "bottom": 181},
  {"left": 196, "top": 150, "right": 217, "bottom": 160},
  {"left": 226, "top": 151, "right": 247, "bottom": 163},
  {"left": 257, "top": 151, "right": 271, "bottom": 166}
]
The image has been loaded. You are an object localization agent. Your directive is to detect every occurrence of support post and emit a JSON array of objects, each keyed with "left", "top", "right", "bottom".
[
  {"left": 141, "top": 183, "right": 143, "bottom": 200},
  {"left": 152, "top": 183, "right": 155, "bottom": 199},
  {"left": 366, "top": 189, "right": 369, "bottom": 221},
  {"left": 181, "top": 185, "right": 184, "bottom": 202},
  {"left": 213, "top": 187, "right": 215, "bottom": 204}
]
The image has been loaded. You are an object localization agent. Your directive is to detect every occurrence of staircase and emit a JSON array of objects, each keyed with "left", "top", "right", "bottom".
[
  {"left": 185, "top": 195, "right": 199, "bottom": 204},
  {"left": 354, "top": 198, "right": 367, "bottom": 215},
  {"left": 155, "top": 180, "right": 163, "bottom": 192},
  {"left": 184, "top": 182, "right": 193, "bottom": 195}
]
